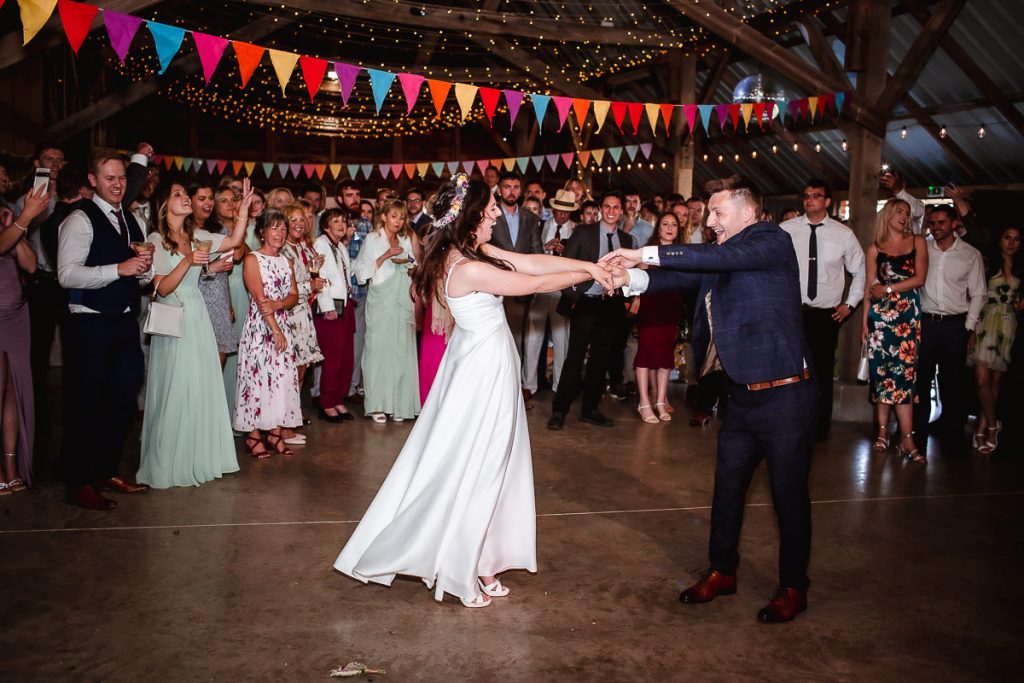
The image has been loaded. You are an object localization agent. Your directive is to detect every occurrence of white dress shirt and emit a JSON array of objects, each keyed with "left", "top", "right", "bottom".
[
  {"left": 920, "top": 235, "right": 987, "bottom": 330},
  {"left": 540, "top": 218, "right": 574, "bottom": 253},
  {"left": 621, "top": 246, "right": 663, "bottom": 296},
  {"left": 57, "top": 194, "right": 154, "bottom": 314},
  {"left": 780, "top": 214, "right": 866, "bottom": 309},
  {"left": 313, "top": 233, "right": 352, "bottom": 312},
  {"left": 353, "top": 230, "right": 413, "bottom": 286}
]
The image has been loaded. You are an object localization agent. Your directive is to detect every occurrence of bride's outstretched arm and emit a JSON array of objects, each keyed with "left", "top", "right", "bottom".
[
  {"left": 482, "top": 243, "right": 593, "bottom": 276},
  {"left": 448, "top": 259, "right": 614, "bottom": 298}
]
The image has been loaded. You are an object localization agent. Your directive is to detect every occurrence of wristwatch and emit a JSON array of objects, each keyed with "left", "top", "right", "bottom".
[{"left": 885, "top": 285, "right": 893, "bottom": 294}]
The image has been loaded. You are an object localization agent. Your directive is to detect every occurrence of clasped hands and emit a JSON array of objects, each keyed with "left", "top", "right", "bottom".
[{"left": 591, "top": 247, "right": 643, "bottom": 292}]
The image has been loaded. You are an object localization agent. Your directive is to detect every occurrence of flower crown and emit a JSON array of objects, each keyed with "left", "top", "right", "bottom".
[{"left": 434, "top": 173, "right": 470, "bottom": 229}]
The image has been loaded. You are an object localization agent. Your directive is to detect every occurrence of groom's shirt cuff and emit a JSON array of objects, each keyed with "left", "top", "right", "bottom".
[
  {"left": 622, "top": 268, "right": 649, "bottom": 297},
  {"left": 641, "top": 246, "right": 661, "bottom": 265}
]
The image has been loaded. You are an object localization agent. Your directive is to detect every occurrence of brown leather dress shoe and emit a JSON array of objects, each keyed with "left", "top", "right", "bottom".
[
  {"left": 68, "top": 485, "right": 117, "bottom": 511},
  {"left": 756, "top": 587, "right": 807, "bottom": 623},
  {"left": 679, "top": 569, "right": 737, "bottom": 604},
  {"left": 95, "top": 476, "right": 151, "bottom": 494}
]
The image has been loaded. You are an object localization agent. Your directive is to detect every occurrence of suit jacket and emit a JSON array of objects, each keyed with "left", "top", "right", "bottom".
[
  {"left": 410, "top": 212, "right": 432, "bottom": 236},
  {"left": 560, "top": 223, "right": 634, "bottom": 298},
  {"left": 645, "top": 221, "right": 808, "bottom": 385},
  {"left": 491, "top": 206, "right": 543, "bottom": 255}
]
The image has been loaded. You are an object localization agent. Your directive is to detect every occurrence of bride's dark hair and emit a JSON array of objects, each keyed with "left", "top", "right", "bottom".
[{"left": 412, "top": 177, "right": 511, "bottom": 305}]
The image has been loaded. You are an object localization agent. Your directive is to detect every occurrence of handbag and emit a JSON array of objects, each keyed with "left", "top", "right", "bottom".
[
  {"left": 856, "top": 342, "right": 870, "bottom": 382},
  {"left": 143, "top": 291, "right": 184, "bottom": 338}
]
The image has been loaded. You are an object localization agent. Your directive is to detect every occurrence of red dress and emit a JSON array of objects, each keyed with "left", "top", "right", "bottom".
[{"left": 633, "top": 285, "right": 687, "bottom": 370}]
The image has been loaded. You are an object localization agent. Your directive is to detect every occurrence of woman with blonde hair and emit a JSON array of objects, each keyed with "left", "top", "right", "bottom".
[
  {"left": 282, "top": 203, "right": 324, "bottom": 429},
  {"left": 862, "top": 198, "right": 928, "bottom": 462},
  {"left": 266, "top": 187, "right": 294, "bottom": 211},
  {"left": 354, "top": 198, "right": 421, "bottom": 422}
]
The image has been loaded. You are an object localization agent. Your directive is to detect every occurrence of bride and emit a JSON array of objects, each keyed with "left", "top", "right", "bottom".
[{"left": 334, "top": 174, "right": 614, "bottom": 607}]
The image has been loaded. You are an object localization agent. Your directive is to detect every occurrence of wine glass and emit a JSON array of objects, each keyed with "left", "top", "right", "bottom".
[{"left": 130, "top": 241, "right": 154, "bottom": 278}]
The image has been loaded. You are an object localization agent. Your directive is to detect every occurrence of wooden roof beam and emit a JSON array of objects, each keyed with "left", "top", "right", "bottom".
[
  {"left": 875, "top": 0, "right": 967, "bottom": 117},
  {"left": 902, "top": 96, "right": 982, "bottom": 181}
]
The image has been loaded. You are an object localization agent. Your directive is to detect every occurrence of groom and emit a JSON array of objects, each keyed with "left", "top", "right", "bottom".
[{"left": 605, "top": 176, "right": 816, "bottom": 623}]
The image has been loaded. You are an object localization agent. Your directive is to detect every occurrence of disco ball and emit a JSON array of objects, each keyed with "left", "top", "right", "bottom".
[{"left": 732, "top": 74, "right": 787, "bottom": 104}]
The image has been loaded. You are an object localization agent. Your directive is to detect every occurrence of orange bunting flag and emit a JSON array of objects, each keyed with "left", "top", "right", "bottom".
[
  {"left": 232, "top": 41, "right": 265, "bottom": 89},
  {"left": 314, "top": 164, "right": 326, "bottom": 179},
  {"left": 578, "top": 150, "right": 591, "bottom": 167},
  {"left": 299, "top": 56, "right": 328, "bottom": 101},
  {"left": 58, "top": 0, "right": 99, "bottom": 55},
  {"left": 660, "top": 104, "right": 675, "bottom": 134},
  {"left": 268, "top": 49, "right": 299, "bottom": 96},
  {"left": 571, "top": 98, "right": 591, "bottom": 129},
  {"left": 427, "top": 79, "right": 452, "bottom": 119},
  {"left": 231, "top": 160, "right": 243, "bottom": 175}
]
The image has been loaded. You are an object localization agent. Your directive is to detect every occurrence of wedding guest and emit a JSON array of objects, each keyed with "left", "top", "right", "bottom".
[
  {"left": 862, "top": 198, "right": 928, "bottom": 463},
  {"left": 360, "top": 199, "right": 375, "bottom": 223},
  {"left": 224, "top": 187, "right": 264, "bottom": 422},
  {"left": 57, "top": 149, "right": 154, "bottom": 509},
  {"left": 0, "top": 185, "right": 48, "bottom": 494},
  {"left": 334, "top": 180, "right": 373, "bottom": 401},
  {"left": 248, "top": 188, "right": 266, "bottom": 227},
  {"left": 137, "top": 181, "right": 252, "bottom": 487},
  {"left": 266, "top": 187, "right": 294, "bottom": 211},
  {"left": 879, "top": 165, "right": 925, "bottom": 234},
  {"left": 406, "top": 187, "right": 431, "bottom": 235},
  {"left": 969, "top": 226, "right": 1022, "bottom": 454},
  {"left": 282, "top": 203, "right": 325, "bottom": 399},
  {"left": 354, "top": 199, "right": 421, "bottom": 423},
  {"left": 300, "top": 183, "right": 326, "bottom": 215},
  {"left": 523, "top": 196, "right": 543, "bottom": 219},
  {"left": 191, "top": 183, "right": 237, "bottom": 365},
  {"left": 634, "top": 213, "right": 687, "bottom": 424},
  {"left": 313, "top": 209, "right": 356, "bottom": 422},
  {"left": 579, "top": 199, "right": 599, "bottom": 225},
  {"left": 234, "top": 210, "right": 301, "bottom": 457},
  {"left": 625, "top": 190, "right": 653, "bottom": 247}
]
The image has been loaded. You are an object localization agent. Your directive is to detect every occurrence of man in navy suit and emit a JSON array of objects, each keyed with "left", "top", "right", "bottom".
[{"left": 605, "top": 176, "right": 816, "bottom": 623}]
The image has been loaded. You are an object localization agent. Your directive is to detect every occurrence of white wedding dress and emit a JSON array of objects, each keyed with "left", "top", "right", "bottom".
[{"left": 334, "top": 258, "right": 537, "bottom": 603}]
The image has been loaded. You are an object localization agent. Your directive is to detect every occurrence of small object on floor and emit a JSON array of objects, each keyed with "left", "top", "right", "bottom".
[
  {"left": 328, "top": 661, "right": 386, "bottom": 678},
  {"left": 302, "top": 417, "right": 312, "bottom": 426}
]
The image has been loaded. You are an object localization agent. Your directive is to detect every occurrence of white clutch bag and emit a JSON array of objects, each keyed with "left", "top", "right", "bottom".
[
  {"left": 144, "top": 293, "right": 183, "bottom": 338},
  {"left": 856, "top": 342, "right": 870, "bottom": 382}
]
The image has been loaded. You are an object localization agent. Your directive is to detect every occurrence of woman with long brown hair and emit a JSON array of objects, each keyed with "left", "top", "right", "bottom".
[{"left": 335, "top": 175, "right": 613, "bottom": 609}]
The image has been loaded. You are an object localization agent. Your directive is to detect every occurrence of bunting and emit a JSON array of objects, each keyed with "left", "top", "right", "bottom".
[{"left": 58, "top": 0, "right": 99, "bottom": 55}]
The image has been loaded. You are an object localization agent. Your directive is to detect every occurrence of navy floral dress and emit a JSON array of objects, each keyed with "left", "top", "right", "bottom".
[{"left": 867, "top": 250, "right": 921, "bottom": 405}]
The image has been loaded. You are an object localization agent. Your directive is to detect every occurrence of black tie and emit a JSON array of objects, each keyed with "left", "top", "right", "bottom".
[
  {"left": 112, "top": 208, "right": 130, "bottom": 246},
  {"left": 554, "top": 224, "right": 563, "bottom": 240},
  {"left": 606, "top": 231, "right": 614, "bottom": 255},
  {"left": 807, "top": 222, "right": 822, "bottom": 301}
]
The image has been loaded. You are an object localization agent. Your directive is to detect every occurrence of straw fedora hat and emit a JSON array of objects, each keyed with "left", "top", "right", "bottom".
[{"left": 549, "top": 189, "right": 579, "bottom": 212}]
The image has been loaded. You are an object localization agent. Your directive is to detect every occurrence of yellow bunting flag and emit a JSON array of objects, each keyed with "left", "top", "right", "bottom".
[
  {"left": 268, "top": 49, "right": 299, "bottom": 96},
  {"left": 454, "top": 83, "right": 478, "bottom": 121},
  {"left": 807, "top": 96, "right": 819, "bottom": 121},
  {"left": 416, "top": 162, "right": 429, "bottom": 178},
  {"left": 243, "top": 161, "right": 255, "bottom": 176},
  {"left": 502, "top": 158, "right": 515, "bottom": 171},
  {"left": 592, "top": 100, "right": 611, "bottom": 133},
  {"left": 740, "top": 103, "right": 754, "bottom": 129},
  {"left": 329, "top": 164, "right": 342, "bottom": 178},
  {"left": 591, "top": 149, "right": 605, "bottom": 166},
  {"left": 645, "top": 103, "right": 660, "bottom": 136},
  {"left": 20, "top": 0, "right": 58, "bottom": 45}
]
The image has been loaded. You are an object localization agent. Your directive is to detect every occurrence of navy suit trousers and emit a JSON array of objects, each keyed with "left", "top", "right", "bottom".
[{"left": 710, "top": 376, "right": 816, "bottom": 592}]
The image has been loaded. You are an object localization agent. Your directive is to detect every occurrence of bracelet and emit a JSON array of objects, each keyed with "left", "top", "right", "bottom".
[{"left": 14, "top": 221, "right": 27, "bottom": 232}]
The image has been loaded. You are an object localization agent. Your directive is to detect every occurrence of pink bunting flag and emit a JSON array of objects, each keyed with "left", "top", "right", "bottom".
[
  {"left": 552, "top": 96, "right": 572, "bottom": 132},
  {"left": 192, "top": 32, "right": 229, "bottom": 85},
  {"left": 684, "top": 104, "right": 698, "bottom": 132},
  {"left": 299, "top": 56, "right": 328, "bottom": 101},
  {"left": 390, "top": 163, "right": 403, "bottom": 179},
  {"left": 334, "top": 62, "right": 361, "bottom": 108},
  {"left": 475, "top": 160, "right": 489, "bottom": 174},
  {"left": 560, "top": 152, "right": 574, "bottom": 169},
  {"left": 215, "top": 160, "right": 227, "bottom": 174},
  {"left": 103, "top": 11, "right": 142, "bottom": 63},
  {"left": 714, "top": 104, "right": 729, "bottom": 131},
  {"left": 397, "top": 72, "right": 425, "bottom": 115},
  {"left": 503, "top": 90, "right": 524, "bottom": 130},
  {"left": 302, "top": 163, "right": 315, "bottom": 178}
]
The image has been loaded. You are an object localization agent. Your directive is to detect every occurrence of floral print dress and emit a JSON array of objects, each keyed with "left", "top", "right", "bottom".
[
  {"left": 867, "top": 249, "right": 921, "bottom": 405},
  {"left": 283, "top": 241, "right": 324, "bottom": 366},
  {"left": 968, "top": 271, "right": 1020, "bottom": 372},
  {"left": 232, "top": 252, "right": 302, "bottom": 432}
]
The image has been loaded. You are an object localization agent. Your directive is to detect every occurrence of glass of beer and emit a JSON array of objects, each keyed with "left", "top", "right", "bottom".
[{"left": 193, "top": 238, "right": 213, "bottom": 275}]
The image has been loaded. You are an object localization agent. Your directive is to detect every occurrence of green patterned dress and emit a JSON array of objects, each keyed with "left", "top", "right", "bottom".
[
  {"left": 867, "top": 249, "right": 921, "bottom": 405},
  {"left": 969, "top": 272, "right": 1020, "bottom": 372}
]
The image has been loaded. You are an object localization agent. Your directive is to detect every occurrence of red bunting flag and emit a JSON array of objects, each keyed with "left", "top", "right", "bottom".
[
  {"left": 479, "top": 87, "right": 501, "bottom": 127},
  {"left": 299, "top": 56, "right": 328, "bottom": 101},
  {"left": 753, "top": 102, "right": 766, "bottom": 128},
  {"left": 58, "top": 0, "right": 99, "bottom": 55},
  {"left": 659, "top": 104, "right": 674, "bottom": 135},
  {"left": 611, "top": 102, "right": 627, "bottom": 132},
  {"left": 232, "top": 41, "right": 265, "bottom": 89},
  {"left": 192, "top": 32, "right": 228, "bottom": 85},
  {"left": 398, "top": 72, "right": 425, "bottom": 115},
  {"left": 215, "top": 159, "right": 228, "bottom": 174},
  {"left": 728, "top": 104, "right": 741, "bottom": 130},
  {"left": 626, "top": 102, "right": 644, "bottom": 134},
  {"left": 427, "top": 79, "right": 451, "bottom": 119}
]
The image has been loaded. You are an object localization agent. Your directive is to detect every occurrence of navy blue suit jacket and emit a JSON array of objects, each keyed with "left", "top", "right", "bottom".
[{"left": 646, "top": 221, "right": 809, "bottom": 385}]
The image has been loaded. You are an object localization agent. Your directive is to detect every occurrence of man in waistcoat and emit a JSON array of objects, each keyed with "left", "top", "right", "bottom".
[{"left": 57, "top": 149, "right": 153, "bottom": 510}]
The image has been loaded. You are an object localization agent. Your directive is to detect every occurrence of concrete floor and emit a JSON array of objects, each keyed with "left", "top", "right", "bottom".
[{"left": 2, "top": 385, "right": 1022, "bottom": 682}]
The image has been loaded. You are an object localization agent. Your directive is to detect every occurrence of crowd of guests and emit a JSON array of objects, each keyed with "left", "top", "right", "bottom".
[{"left": 1, "top": 143, "right": 1021, "bottom": 506}]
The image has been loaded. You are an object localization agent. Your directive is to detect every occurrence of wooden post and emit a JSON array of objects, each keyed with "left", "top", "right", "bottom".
[{"left": 671, "top": 53, "right": 697, "bottom": 197}]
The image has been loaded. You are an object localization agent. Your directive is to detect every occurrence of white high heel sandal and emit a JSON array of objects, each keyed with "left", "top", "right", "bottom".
[{"left": 478, "top": 578, "right": 510, "bottom": 597}]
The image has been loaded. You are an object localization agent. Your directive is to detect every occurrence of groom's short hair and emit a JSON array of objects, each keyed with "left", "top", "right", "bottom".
[{"left": 704, "top": 175, "right": 762, "bottom": 217}]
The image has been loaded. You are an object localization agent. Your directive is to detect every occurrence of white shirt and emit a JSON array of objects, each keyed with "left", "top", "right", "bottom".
[
  {"left": 540, "top": 217, "right": 574, "bottom": 254},
  {"left": 621, "top": 246, "right": 663, "bottom": 296},
  {"left": 313, "top": 233, "right": 352, "bottom": 311},
  {"left": 353, "top": 230, "right": 413, "bottom": 286},
  {"left": 780, "top": 214, "right": 866, "bottom": 309},
  {"left": 920, "top": 235, "right": 987, "bottom": 330},
  {"left": 894, "top": 189, "right": 926, "bottom": 235},
  {"left": 57, "top": 194, "right": 154, "bottom": 314}
]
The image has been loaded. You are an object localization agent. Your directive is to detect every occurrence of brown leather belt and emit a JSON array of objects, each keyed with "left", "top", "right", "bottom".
[{"left": 746, "top": 367, "right": 810, "bottom": 392}]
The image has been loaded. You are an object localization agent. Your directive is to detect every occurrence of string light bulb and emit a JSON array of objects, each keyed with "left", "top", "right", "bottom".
[
  {"left": 978, "top": 124, "right": 986, "bottom": 139},
  {"left": 939, "top": 125, "right": 947, "bottom": 139},
  {"left": 814, "top": 143, "right": 822, "bottom": 153},
  {"left": 900, "top": 126, "right": 907, "bottom": 140},
  {"left": 734, "top": 153, "right": 740, "bottom": 162},
  {"left": 792, "top": 143, "right": 799, "bottom": 152},
  {"left": 771, "top": 145, "right": 778, "bottom": 154},
  {"left": 841, "top": 139, "right": 848, "bottom": 151},
  {"left": 751, "top": 150, "right": 757, "bottom": 159}
]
